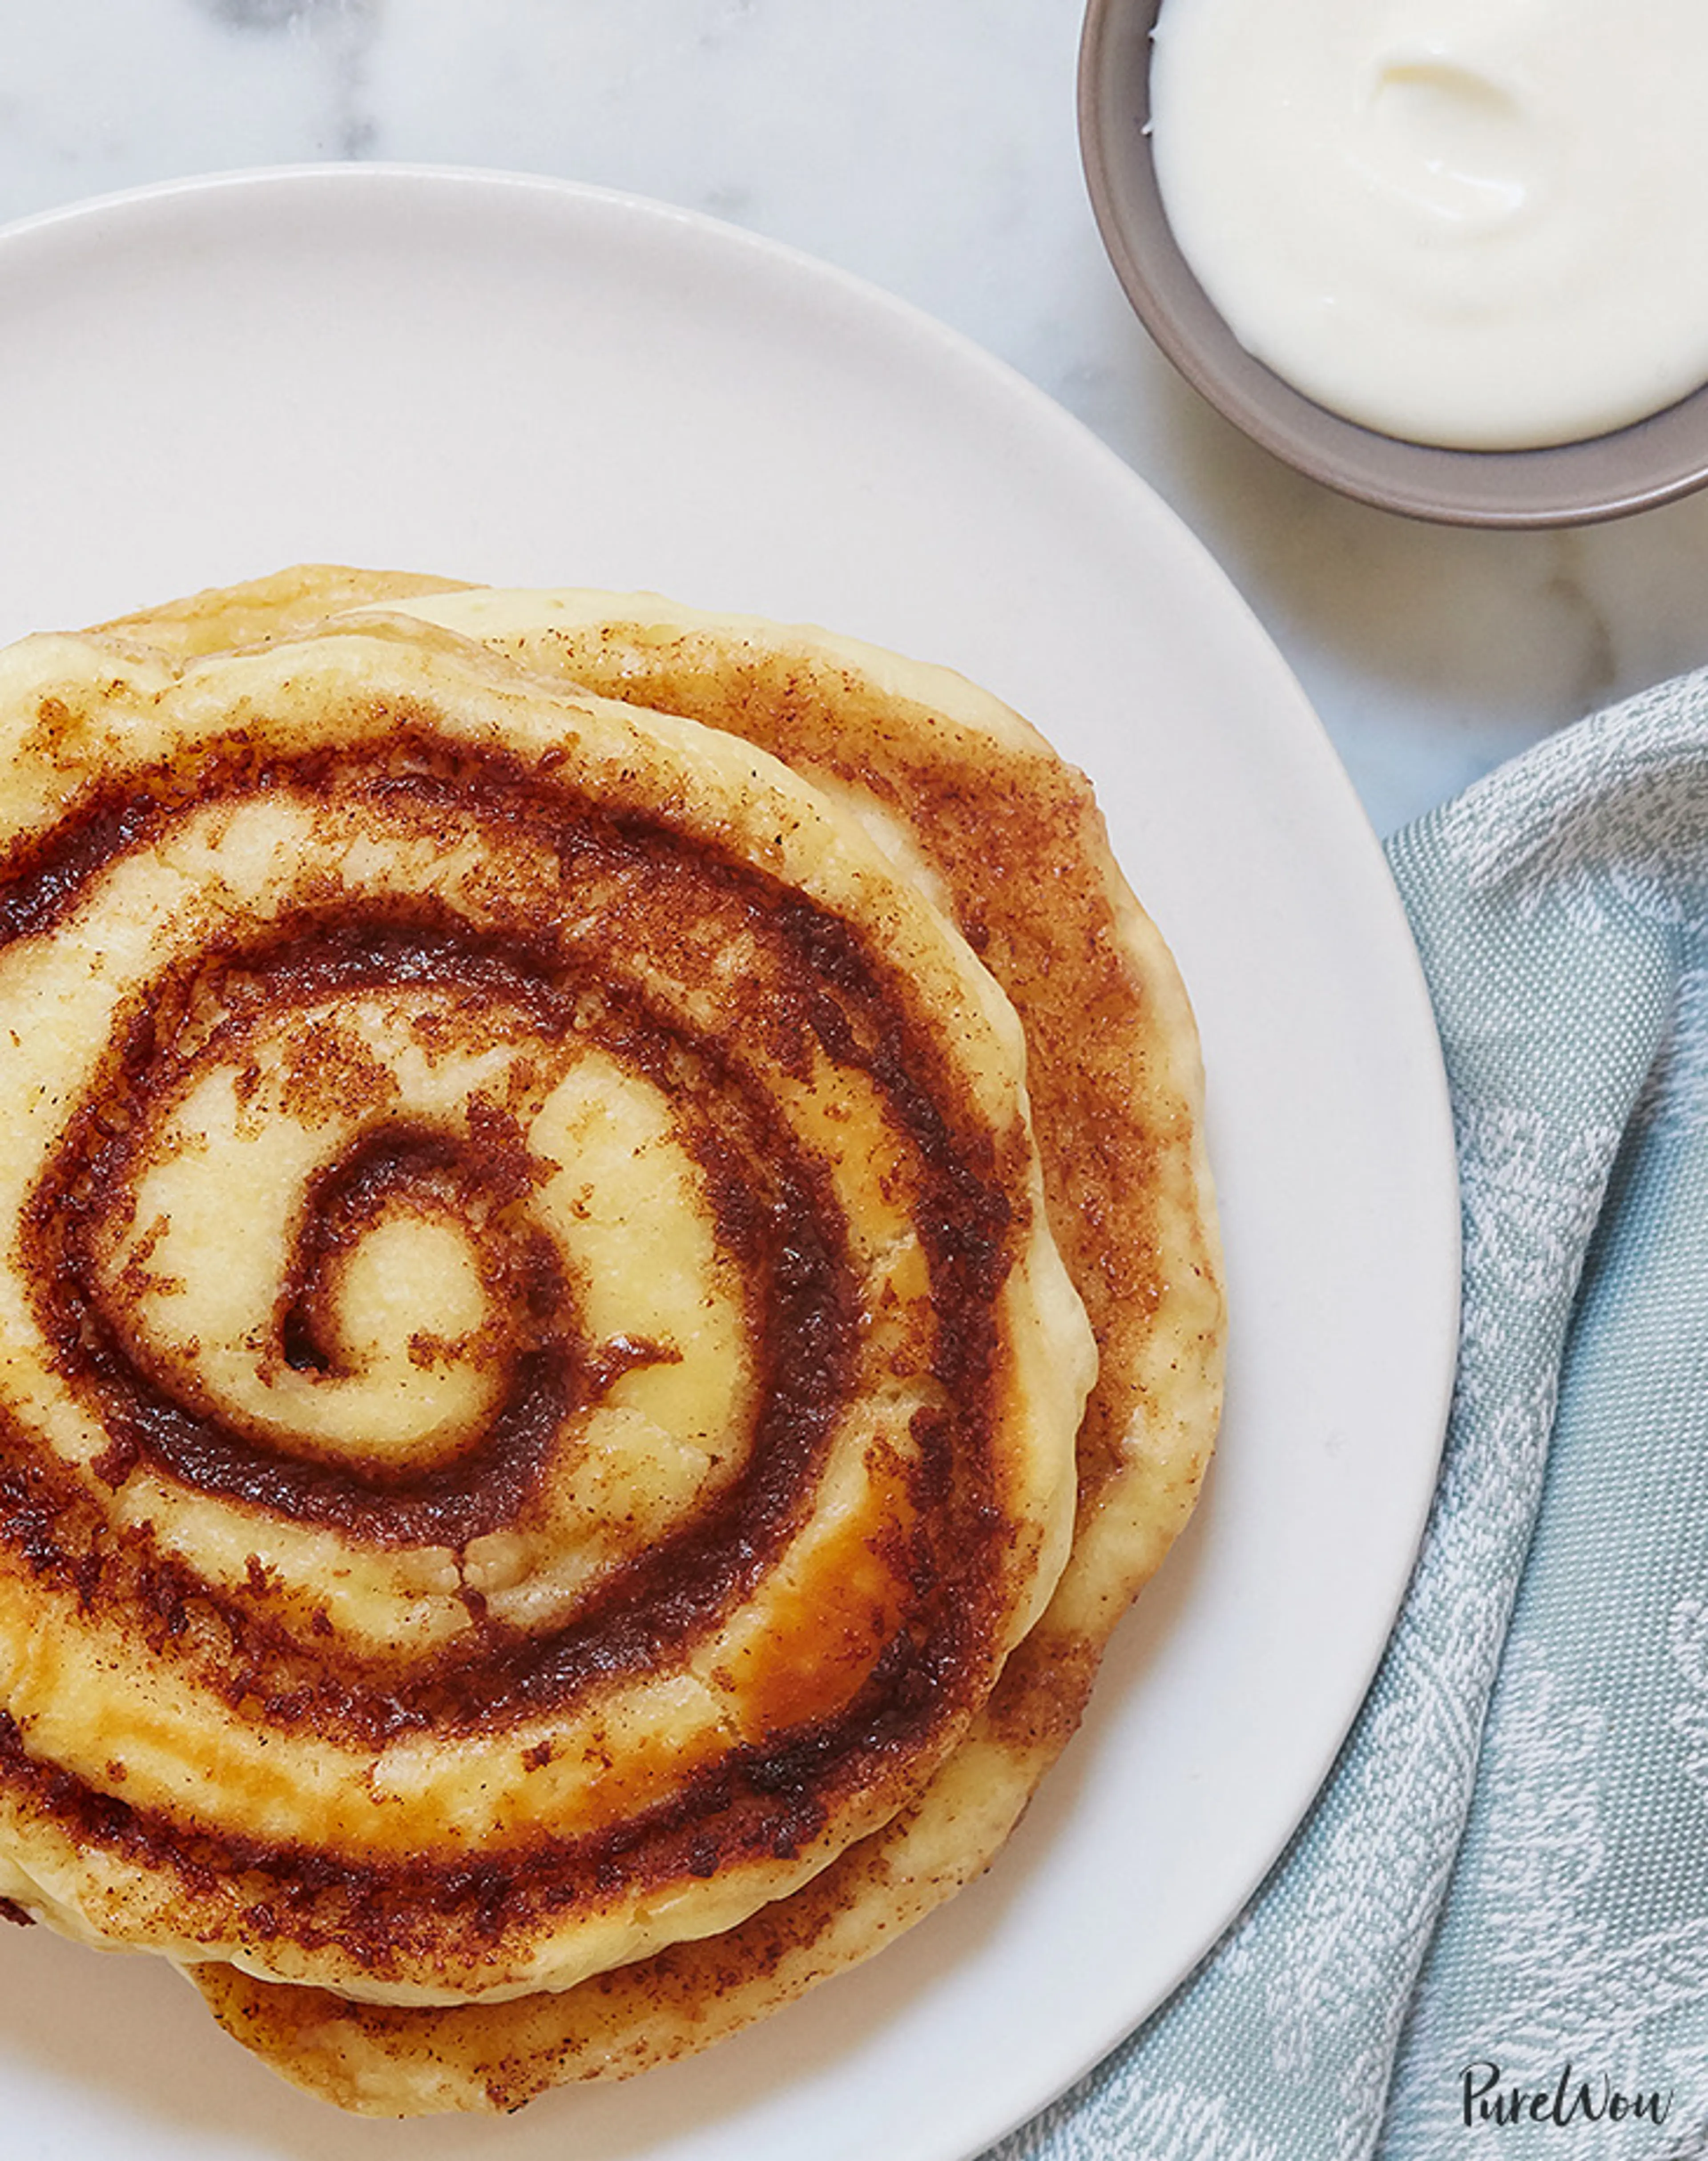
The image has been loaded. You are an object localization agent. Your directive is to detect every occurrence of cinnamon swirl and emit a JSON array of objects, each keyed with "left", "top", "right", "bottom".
[{"left": 0, "top": 569, "right": 1223, "bottom": 2114}]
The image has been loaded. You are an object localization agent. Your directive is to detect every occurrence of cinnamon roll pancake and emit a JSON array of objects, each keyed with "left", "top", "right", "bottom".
[{"left": 0, "top": 569, "right": 1223, "bottom": 2114}]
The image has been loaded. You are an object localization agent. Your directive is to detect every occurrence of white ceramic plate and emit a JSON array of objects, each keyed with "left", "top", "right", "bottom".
[{"left": 0, "top": 167, "right": 1458, "bottom": 2161}]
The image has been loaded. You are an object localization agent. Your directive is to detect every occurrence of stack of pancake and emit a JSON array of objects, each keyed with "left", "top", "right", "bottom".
[{"left": 0, "top": 568, "right": 1223, "bottom": 2113}]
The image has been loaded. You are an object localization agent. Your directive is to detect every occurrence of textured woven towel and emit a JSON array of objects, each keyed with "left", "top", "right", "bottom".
[{"left": 988, "top": 671, "right": 1708, "bottom": 2160}]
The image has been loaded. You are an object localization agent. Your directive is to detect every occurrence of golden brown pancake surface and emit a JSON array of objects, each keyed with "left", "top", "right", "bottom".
[{"left": 0, "top": 568, "right": 1222, "bottom": 2113}]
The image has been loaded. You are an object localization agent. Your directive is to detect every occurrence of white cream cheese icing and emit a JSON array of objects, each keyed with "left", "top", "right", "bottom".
[{"left": 1149, "top": 0, "right": 1708, "bottom": 448}]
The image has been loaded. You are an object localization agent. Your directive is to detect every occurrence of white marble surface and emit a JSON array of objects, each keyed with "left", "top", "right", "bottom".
[{"left": 8, "top": 0, "right": 1708, "bottom": 838}]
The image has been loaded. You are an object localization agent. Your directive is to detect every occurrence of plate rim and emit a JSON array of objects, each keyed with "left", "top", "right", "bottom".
[{"left": 0, "top": 161, "right": 1461, "bottom": 2159}]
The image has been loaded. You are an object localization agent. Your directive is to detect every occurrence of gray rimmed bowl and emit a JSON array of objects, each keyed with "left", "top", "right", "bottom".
[{"left": 1078, "top": 0, "right": 1708, "bottom": 528}]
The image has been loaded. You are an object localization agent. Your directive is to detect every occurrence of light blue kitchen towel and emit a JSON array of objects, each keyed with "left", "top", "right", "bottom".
[{"left": 988, "top": 669, "right": 1708, "bottom": 2159}]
